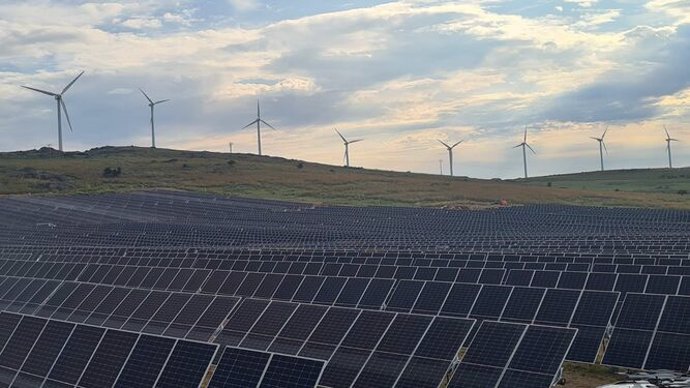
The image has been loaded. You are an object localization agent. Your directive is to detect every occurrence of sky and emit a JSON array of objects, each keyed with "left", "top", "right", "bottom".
[{"left": 1, "top": 0, "right": 689, "bottom": 179}]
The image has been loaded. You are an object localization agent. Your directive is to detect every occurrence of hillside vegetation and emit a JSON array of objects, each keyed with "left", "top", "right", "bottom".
[{"left": 1, "top": 146, "right": 689, "bottom": 209}]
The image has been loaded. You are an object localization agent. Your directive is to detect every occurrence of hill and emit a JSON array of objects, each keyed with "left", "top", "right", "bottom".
[
  {"left": 1, "top": 146, "right": 689, "bottom": 209},
  {"left": 519, "top": 168, "right": 690, "bottom": 195}
]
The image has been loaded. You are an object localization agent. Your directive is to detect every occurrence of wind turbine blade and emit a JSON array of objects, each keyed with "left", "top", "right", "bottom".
[
  {"left": 139, "top": 88, "right": 153, "bottom": 104},
  {"left": 602, "top": 141, "right": 608, "bottom": 154},
  {"left": 260, "top": 119, "right": 275, "bottom": 130},
  {"left": 523, "top": 128, "right": 527, "bottom": 142},
  {"left": 60, "top": 99, "right": 74, "bottom": 132},
  {"left": 61, "top": 70, "right": 84, "bottom": 94},
  {"left": 451, "top": 140, "right": 464, "bottom": 149},
  {"left": 590, "top": 136, "right": 600, "bottom": 141},
  {"left": 154, "top": 99, "right": 170, "bottom": 105},
  {"left": 664, "top": 125, "right": 671, "bottom": 140},
  {"left": 601, "top": 125, "right": 609, "bottom": 139},
  {"left": 335, "top": 129, "right": 347, "bottom": 143},
  {"left": 349, "top": 139, "right": 364, "bottom": 144},
  {"left": 437, "top": 139, "right": 450, "bottom": 149},
  {"left": 526, "top": 143, "right": 536, "bottom": 154},
  {"left": 21, "top": 86, "right": 57, "bottom": 97},
  {"left": 242, "top": 119, "right": 259, "bottom": 129},
  {"left": 512, "top": 144, "right": 523, "bottom": 149}
]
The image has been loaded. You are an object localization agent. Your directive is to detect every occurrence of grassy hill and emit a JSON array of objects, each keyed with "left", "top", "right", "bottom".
[
  {"left": 1, "top": 146, "right": 689, "bottom": 209},
  {"left": 520, "top": 168, "right": 690, "bottom": 195}
]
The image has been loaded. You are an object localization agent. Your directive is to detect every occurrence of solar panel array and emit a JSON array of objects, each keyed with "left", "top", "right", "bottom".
[
  {"left": 1, "top": 191, "right": 689, "bottom": 386},
  {"left": 450, "top": 321, "right": 577, "bottom": 388}
]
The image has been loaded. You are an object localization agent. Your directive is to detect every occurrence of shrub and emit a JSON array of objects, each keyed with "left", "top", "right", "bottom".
[
  {"left": 547, "top": 181, "right": 552, "bottom": 187},
  {"left": 102, "top": 167, "right": 121, "bottom": 178},
  {"left": 678, "top": 190, "right": 688, "bottom": 195},
  {"left": 227, "top": 160, "right": 236, "bottom": 166},
  {"left": 296, "top": 162, "right": 304, "bottom": 169}
]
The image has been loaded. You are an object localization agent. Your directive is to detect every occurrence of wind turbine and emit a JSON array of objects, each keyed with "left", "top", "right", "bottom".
[
  {"left": 139, "top": 89, "right": 169, "bottom": 148},
  {"left": 590, "top": 125, "right": 609, "bottom": 171},
  {"left": 242, "top": 100, "right": 275, "bottom": 155},
  {"left": 513, "top": 128, "right": 536, "bottom": 178},
  {"left": 438, "top": 139, "right": 463, "bottom": 177},
  {"left": 335, "top": 129, "right": 363, "bottom": 167},
  {"left": 664, "top": 125, "right": 679, "bottom": 169},
  {"left": 21, "top": 71, "right": 84, "bottom": 152}
]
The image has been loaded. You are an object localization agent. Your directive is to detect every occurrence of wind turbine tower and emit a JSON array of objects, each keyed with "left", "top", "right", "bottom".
[
  {"left": 438, "top": 139, "right": 463, "bottom": 177},
  {"left": 664, "top": 125, "right": 679, "bottom": 169},
  {"left": 590, "top": 126, "right": 609, "bottom": 171},
  {"left": 242, "top": 100, "right": 275, "bottom": 156},
  {"left": 21, "top": 71, "right": 84, "bottom": 151},
  {"left": 335, "top": 129, "right": 363, "bottom": 167},
  {"left": 139, "top": 89, "right": 169, "bottom": 148},
  {"left": 228, "top": 142, "right": 233, "bottom": 153},
  {"left": 513, "top": 128, "right": 536, "bottom": 178}
]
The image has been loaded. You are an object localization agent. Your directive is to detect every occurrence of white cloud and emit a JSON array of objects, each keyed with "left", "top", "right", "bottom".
[{"left": 120, "top": 17, "right": 162, "bottom": 29}]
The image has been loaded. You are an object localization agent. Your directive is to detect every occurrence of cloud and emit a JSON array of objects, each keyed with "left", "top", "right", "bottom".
[
  {"left": 1, "top": 0, "right": 689, "bottom": 178},
  {"left": 119, "top": 18, "right": 162, "bottom": 30},
  {"left": 228, "top": 0, "right": 259, "bottom": 12}
]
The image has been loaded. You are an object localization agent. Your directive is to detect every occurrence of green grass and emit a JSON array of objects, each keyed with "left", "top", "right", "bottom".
[
  {"left": 1, "top": 146, "right": 689, "bottom": 209},
  {"left": 519, "top": 168, "right": 690, "bottom": 195}
]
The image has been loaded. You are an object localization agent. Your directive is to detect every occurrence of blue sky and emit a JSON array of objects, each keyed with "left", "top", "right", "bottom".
[{"left": 1, "top": 0, "right": 689, "bottom": 178}]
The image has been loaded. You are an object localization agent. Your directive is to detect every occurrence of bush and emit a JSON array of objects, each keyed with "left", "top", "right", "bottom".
[
  {"left": 227, "top": 160, "right": 236, "bottom": 166},
  {"left": 547, "top": 181, "right": 552, "bottom": 187},
  {"left": 296, "top": 162, "right": 304, "bottom": 169},
  {"left": 678, "top": 190, "right": 688, "bottom": 195},
  {"left": 102, "top": 167, "right": 121, "bottom": 178}
]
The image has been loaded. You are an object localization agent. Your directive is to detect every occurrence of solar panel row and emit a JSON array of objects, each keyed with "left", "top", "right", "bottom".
[
  {"left": 0, "top": 273, "right": 618, "bottom": 364},
  {"left": 603, "top": 293, "right": 690, "bottom": 371},
  {"left": 449, "top": 321, "right": 577, "bottom": 388},
  {"left": 214, "top": 298, "right": 476, "bottom": 388},
  {"left": 0, "top": 311, "right": 217, "bottom": 388}
]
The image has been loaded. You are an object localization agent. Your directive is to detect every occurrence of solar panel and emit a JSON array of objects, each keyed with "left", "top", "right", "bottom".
[
  {"left": 504, "top": 270, "right": 533, "bottom": 286},
  {"left": 77, "top": 329, "right": 138, "bottom": 387},
  {"left": 570, "top": 291, "right": 619, "bottom": 327},
  {"left": 114, "top": 335, "right": 176, "bottom": 388},
  {"left": 334, "top": 278, "right": 369, "bottom": 307},
  {"left": 644, "top": 332, "right": 690, "bottom": 371},
  {"left": 340, "top": 310, "right": 396, "bottom": 351},
  {"left": 412, "top": 282, "right": 451, "bottom": 315},
  {"left": 46, "top": 325, "right": 105, "bottom": 385},
  {"left": 259, "top": 354, "right": 324, "bottom": 388},
  {"left": 505, "top": 325, "right": 576, "bottom": 375},
  {"left": 242, "top": 301, "right": 298, "bottom": 351},
  {"left": 603, "top": 328, "right": 654, "bottom": 369},
  {"left": 18, "top": 320, "right": 74, "bottom": 379},
  {"left": 530, "top": 271, "right": 560, "bottom": 288},
  {"left": 500, "top": 287, "right": 545, "bottom": 323},
  {"left": 449, "top": 322, "right": 575, "bottom": 388},
  {"left": 440, "top": 283, "right": 480, "bottom": 317},
  {"left": 324, "top": 347, "right": 371, "bottom": 387},
  {"left": 386, "top": 280, "right": 424, "bottom": 313},
  {"left": 584, "top": 272, "right": 616, "bottom": 291},
  {"left": 155, "top": 340, "right": 217, "bottom": 388},
  {"left": 208, "top": 347, "right": 270, "bottom": 388},
  {"left": 534, "top": 289, "right": 579, "bottom": 326},
  {"left": 7, "top": 318, "right": 45, "bottom": 360}
]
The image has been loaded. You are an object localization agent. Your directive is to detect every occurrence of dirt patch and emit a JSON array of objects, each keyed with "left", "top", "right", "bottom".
[{"left": 563, "top": 363, "right": 621, "bottom": 388}]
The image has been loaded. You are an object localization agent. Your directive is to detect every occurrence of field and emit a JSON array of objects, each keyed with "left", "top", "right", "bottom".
[
  {"left": 522, "top": 168, "right": 690, "bottom": 195},
  {"left": 1, "top": 146, "right": 689, "bottom": 209}
]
